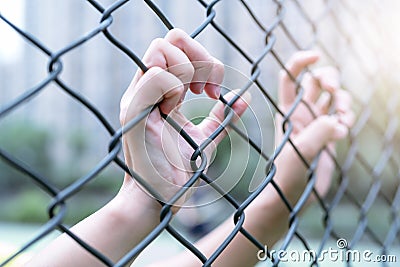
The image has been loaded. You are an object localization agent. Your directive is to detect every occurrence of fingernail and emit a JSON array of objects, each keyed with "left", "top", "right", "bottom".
[
  {"left": 335, "top": 124, "right": 348, "bottom": 139},
  {"left": 213, "top": 85, "right": 221, "bottom": 99}
]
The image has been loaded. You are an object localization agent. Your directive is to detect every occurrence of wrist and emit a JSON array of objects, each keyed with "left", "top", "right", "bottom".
[
  {"left": 244, "top": 189, "right": 290, "bottom": 247},
  {"left": 111, "top": 174, "right": 162, "bottom": 227}
]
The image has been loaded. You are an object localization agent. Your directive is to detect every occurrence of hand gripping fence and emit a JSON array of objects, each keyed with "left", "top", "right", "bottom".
[{"left": 0, "top": 0, "right": 399, "bottom": 266}]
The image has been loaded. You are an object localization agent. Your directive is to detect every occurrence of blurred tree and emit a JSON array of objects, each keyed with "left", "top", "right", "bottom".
[{"left": 0, "top": 121, "right": 52, "bottom": 192}]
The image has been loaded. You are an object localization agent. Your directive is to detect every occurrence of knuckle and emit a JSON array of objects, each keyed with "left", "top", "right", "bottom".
[
  {"left": 150, "top": 38, "right": 167, "bottom": 47},
  {"left": 144, "top": 39, "right": 168, "bottom": 68},
  {"left": 316, "top": 115, "right": 337, "bottom": 130},
  {"left": 279, "top": 69, "right": 289, "bottom": 80},
  {"left": 119, "top": 111, "right": 126, "bottom": 125},
  {"left": 119, "top": 104, "right": 130, "bottom": 125},
  {"left": 165, "top": 28, "right": 187, "bottom": 42},
  {"left": 119, "top": 95, "right": 129, "bottom": 124},
  {"left": 212, "top": 59, "right": 224, "bottom": 75},
  {"left": 286, "top": 53, "right": 301, "bottom": 67},
  {"left": 140, "top": 66, "right": 165, "bottom": 85},
  {"left": 170, "top": 63, "right": 194, "bottom": 84},
  {"left": 146, "top": 66, "right": 164, "bottom": 80},
  {"left": 147, "top": 65, "right": 164, "bottom": 74},
  {"left": 170, "top": 80, "right": 184, "bottom": 92},
  {"left": 165, "top": 83, "right": 184, "bottom": 101},
  {"left": 174, "top": 84, "right": 185, "bottom": 95},
  {"left": 185, "top": 62, "right": 196, "bottom": 77},
  {"left": 150, "top": 37, "right": 167, "bottom": 48},
  {"left": 185, "top": 64, "right": 196, "bottom": 82}
]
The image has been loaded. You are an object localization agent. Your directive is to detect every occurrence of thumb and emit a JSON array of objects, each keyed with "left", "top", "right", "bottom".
[
  {"left": 292, "top": 115, "right": 348, "bottom": 162},
  {"left": 120, "top": 67, "right": 184, "bottom": 125}
]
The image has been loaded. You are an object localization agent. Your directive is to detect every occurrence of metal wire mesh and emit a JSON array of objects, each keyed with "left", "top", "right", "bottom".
[{"left": 0, "top": 0, "right": 399, "bottom": 266}]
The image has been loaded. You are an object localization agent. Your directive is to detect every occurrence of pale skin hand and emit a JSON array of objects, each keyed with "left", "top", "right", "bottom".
[
  {"left": 273, "top": 50, "right": 355, "bottom": 205},
  {"left": 25, "top": 31, "right": 353, "bottom": 267},
  {"left": 25, "top": 29, "right": 250, "bottom": 267},
  {"left": 120, "top": 29, "right": 250, "bottom": 209},
  {"left": 150, "top": 51, "right": 354, "bottom": 267}
]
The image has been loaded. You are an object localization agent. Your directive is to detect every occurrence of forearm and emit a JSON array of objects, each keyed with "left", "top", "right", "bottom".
[
  {"left": 205, "top": 138, "right": 329, "bottom": 267},
  {"left": 150, "top": 145, "right": 310, "bottom": 267},
  {"left": 199, "top": 158, "right": 307, "bottom": 267},
  {"left": 198, "top": 197, "right": 289, "bottom": 267},
  {"left": 151, "top": 193, "right": 293, "bottom": 267},
  {"left": 27, "top": 176, "right": 160, "bottom": 267}
]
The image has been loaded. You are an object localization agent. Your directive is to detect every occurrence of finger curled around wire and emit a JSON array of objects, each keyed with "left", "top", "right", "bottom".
[
  {"left": 289, "top": 87, "right": 355, "bottom": 164},
  {"left": 308, "top": 66, "right": 340, "bottom": 92},
  {"left": 165, "top": 28, "right": 224, "bottom": 99},
  {"left": 315, "top": 91, "right": 333, "bottom": 114},
  {"left": 296, "top": 87, "right": 354, "bottom": 159},
  {"left": 198, "top": 89, "right": 252, "bottom": 144},
  {"left": 120, "top": 66, "right": 185, "bottom": 123},
  {"left": 121, "top": 28, "right": 225, "bottom": 121},
  {"left": 309, "top": 87, "right": 354, "bottom": 133},
  {"left": 282, "top": 50, "right": 320, "bottom": 79},
  {"left": 141, "top": 36, "right": 195, "bottom": 90},
  {"left": 303, "top": 68, "right": 356, "bottom": 128},
  {"left": 293, "top": 115, "right": 350, "bottom": 162},
  {"left": 301, "top": 66, "right": 340, "bottom": 105},
  {"left": 329, "top": 89, "right": 355, "bottom": 127},
  {"left": 333, "top": 89, "right": 352, "bottom": 113},
  {"left": 278, "top": 50, "right": 320, "bottom": 106}
]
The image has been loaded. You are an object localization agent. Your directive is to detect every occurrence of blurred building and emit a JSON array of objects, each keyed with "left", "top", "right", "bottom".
[{"left": 4, "top": 0, "right": 395, "bottom": 181}]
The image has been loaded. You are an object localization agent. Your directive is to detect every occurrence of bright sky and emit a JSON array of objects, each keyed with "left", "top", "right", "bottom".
[{"left": 0, "top": 0, "right": 25, "bottom": 64}]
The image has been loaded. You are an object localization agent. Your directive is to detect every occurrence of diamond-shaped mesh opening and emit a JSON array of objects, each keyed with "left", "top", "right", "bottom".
[{"left": 0, "top": 1, "right": 399, "bottom": 266}]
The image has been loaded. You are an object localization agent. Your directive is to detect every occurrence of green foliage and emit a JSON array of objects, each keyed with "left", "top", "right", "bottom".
[
  {"left": 0, "top": 121, "right": 52, "bottom": 191},
  {"left": 0, "top": 189, "right": 50, "bottom": 223},
  {"left": 0, "top": 121, "right": 121, "bottom": 223}
]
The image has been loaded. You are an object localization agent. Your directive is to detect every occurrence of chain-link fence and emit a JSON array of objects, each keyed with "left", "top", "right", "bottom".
[{"left": 0, "top": 0, "right": 399, "bottom": 266}]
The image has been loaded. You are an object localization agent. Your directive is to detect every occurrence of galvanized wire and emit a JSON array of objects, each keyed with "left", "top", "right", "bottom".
[{"left": 0, "top": 0, "right": 399, "bottom": 266}]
